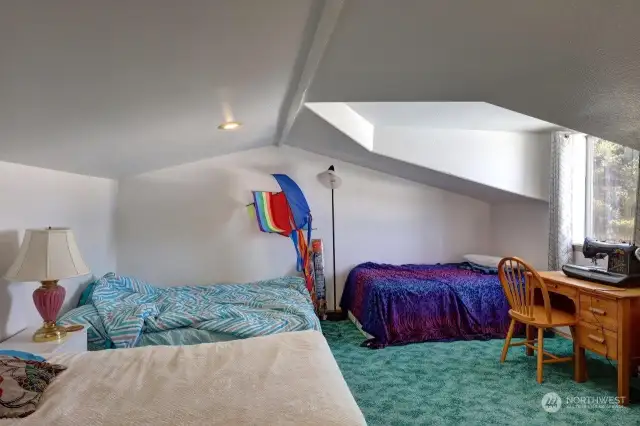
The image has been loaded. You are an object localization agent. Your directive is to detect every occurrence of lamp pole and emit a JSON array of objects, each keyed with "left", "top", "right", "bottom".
[
  {"left": 331, "top": 184, "right": 336, "bottom": 312},
  {"left": 317, "top": 165, "right": 344, "bottom": 321}
]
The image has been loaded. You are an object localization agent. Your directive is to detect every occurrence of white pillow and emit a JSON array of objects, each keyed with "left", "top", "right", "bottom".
[{"left": 462, "top": 254, "right": 503, "bottom": 268}]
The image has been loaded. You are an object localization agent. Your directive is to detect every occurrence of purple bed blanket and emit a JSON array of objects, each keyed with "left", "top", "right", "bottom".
[{"left": 340, "top": 262, "right": 513, "bottom": 348}]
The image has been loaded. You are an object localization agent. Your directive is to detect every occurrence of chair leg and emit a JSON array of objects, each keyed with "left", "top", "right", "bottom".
[
  {"left": 526, "top": 325, "right": 534, "bottom": 356},
  {"left": 500, "top": 319, "right": 516, "bottom": 363},
  {"left": 537, "top": 327, "right": 544, "bottom": 384}
]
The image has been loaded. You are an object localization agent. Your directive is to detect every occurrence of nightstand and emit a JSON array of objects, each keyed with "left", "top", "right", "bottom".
[{"left": 0, "top": 326, "right": 88, "bottom": 359}]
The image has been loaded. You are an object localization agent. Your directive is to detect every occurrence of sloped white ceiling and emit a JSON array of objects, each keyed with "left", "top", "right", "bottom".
[
  {"left": 1, "top": 0, "right": 640, "bottom": 182},
  {"left": 307, "top": 0, "right": 640, "bottom": 149},
  {"left": 287, "top": 108, "right": 533, "bottom": 202},
  {"left": 296, "top": 102, "right": 553, "bottom": 201},
  {"left": 346, "top": 102, "right": 562, "bottom": 133},
  {"left": 0, "top": 0, "right": 313, "bottom": 177}
]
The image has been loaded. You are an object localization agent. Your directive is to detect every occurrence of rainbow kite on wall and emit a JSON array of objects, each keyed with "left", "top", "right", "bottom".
[{"left": 252, "top": 174, "right": 313, "bottom": 291}]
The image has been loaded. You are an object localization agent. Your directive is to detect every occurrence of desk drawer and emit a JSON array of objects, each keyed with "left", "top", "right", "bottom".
[
  {"left": 579, "top": 294, "right": 618, "bottom": 331},
  {"left": 545, "top": 281, "right": 578, "bottom": 298},
  {"left": 577, "top": 321, "right": 618, "bottom": 359}
]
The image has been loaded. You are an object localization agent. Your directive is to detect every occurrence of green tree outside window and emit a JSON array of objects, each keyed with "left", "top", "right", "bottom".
[{"left": 591, "top": 139, "right": 639, "bottom": 242}]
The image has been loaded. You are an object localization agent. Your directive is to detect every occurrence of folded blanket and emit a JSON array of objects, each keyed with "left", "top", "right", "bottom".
[{"left": 90, "top": 274, "right": 320, "bottom": 348}]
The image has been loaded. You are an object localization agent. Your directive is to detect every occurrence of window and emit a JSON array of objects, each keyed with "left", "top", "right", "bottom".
[{"left": 572, "top": 135, "right": 639, "bottom": 244}]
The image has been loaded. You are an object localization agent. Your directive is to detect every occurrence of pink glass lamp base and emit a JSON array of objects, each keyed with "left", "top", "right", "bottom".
[{"left": 32, "top": 280, "right": 67, "bottom": 342}]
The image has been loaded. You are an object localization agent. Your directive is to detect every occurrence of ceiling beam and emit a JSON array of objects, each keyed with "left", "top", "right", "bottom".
[{"left": 274, "top": 0, "right": 344, "bottom": 147}]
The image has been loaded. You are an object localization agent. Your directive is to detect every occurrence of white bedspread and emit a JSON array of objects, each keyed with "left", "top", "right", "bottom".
[{"left": 2, "top": 331, "right": 366, "bottom": 426}]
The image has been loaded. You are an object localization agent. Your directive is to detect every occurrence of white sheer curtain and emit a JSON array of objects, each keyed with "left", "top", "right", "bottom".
[{"left": 548, "top": 131, "right": 574, "bottom": 270}]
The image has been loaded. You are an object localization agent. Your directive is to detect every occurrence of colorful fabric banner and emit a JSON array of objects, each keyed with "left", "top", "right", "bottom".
[
  {"left": 252, "top": 191, "right": 291, "bottom": 234},
  {"left": 251, "top": 174, "right": 314, "bottom": 294}
]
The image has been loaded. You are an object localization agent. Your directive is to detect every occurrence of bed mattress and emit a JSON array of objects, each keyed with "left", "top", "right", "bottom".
[
  {"left": 1, "top": 331, "right": 365, "bottom": 426},
  {"left": 341, "top": 262, "right": 512, "bottom": 347}
]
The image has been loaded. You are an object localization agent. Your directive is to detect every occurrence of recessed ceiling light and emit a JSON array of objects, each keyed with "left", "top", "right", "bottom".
[{"left": 218, "top": 121, "right": 242, "bottom": 131}]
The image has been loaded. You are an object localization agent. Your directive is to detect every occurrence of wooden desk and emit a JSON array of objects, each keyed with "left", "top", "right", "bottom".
[{"left": 540, "top": 271, "right": 640, "bottom": 406}]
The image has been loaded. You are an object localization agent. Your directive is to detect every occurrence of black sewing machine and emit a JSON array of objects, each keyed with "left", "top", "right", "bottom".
[{"left": 562, "top": 237, "right": 640, "bottom": 287}]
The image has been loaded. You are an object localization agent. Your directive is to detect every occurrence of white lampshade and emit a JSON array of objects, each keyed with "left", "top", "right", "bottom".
[
  {"left": 4, "top": 228, "right": 90, "bottom": 282},
  {"left": 317, "top": 165, "right": 342, "bottom": 190}
]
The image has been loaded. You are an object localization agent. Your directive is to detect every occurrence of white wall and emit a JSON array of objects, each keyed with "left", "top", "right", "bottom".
[
  {"left": 374, "top": 127, "right": 551, "bottom": 201},
  {"left": 116, "top": 146, "right": 492, "bottom": 309},
  {"left": 490, "top": 200, "right": 606, "bottom": 271},
  {"left": 0, "top": 161, "right": 117, "bottom": 341},
  {"left": 490, "top": 201, "right": 550, "bottom": 270}
]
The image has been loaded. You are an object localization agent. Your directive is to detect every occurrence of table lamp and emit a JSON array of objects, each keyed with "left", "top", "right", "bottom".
[{"left": 4, "top": 228, "right": 90, "bottom": 342}]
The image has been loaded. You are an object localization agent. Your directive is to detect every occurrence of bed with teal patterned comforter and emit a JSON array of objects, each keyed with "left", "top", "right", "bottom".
[{"left": 58, "top": 273, "right": 320, "bottom": 350}]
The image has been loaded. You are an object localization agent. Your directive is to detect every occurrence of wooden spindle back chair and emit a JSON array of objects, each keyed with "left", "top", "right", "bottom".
[
  {"left": 498, "top": 257, "right": 577, "bottom": 383},
  {"left": 498, "top": 257, "right": 552, "bottom": 324}
]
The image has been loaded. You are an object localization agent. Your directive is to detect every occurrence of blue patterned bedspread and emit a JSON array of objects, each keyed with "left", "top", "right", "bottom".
[
  {"left": 341, "top": 262, "right": 512, "bottom": 348},
  {"left": 63, "top": 273, "right": 320, "bottom": 349}
]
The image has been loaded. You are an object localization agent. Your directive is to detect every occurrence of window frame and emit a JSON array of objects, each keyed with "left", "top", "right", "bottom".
[{"left": 573, "top": 136, "right": 638, "bottom": 246}]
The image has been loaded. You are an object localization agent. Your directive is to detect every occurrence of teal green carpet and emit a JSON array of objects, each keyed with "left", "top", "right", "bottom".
[{"left": 323, "top": 321, "right": 640, "bottom": 425}]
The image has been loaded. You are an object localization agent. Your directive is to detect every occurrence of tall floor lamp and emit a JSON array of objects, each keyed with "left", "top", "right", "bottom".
[{"left": 317, "top": 165, "right": 343, "bottom": 320}]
